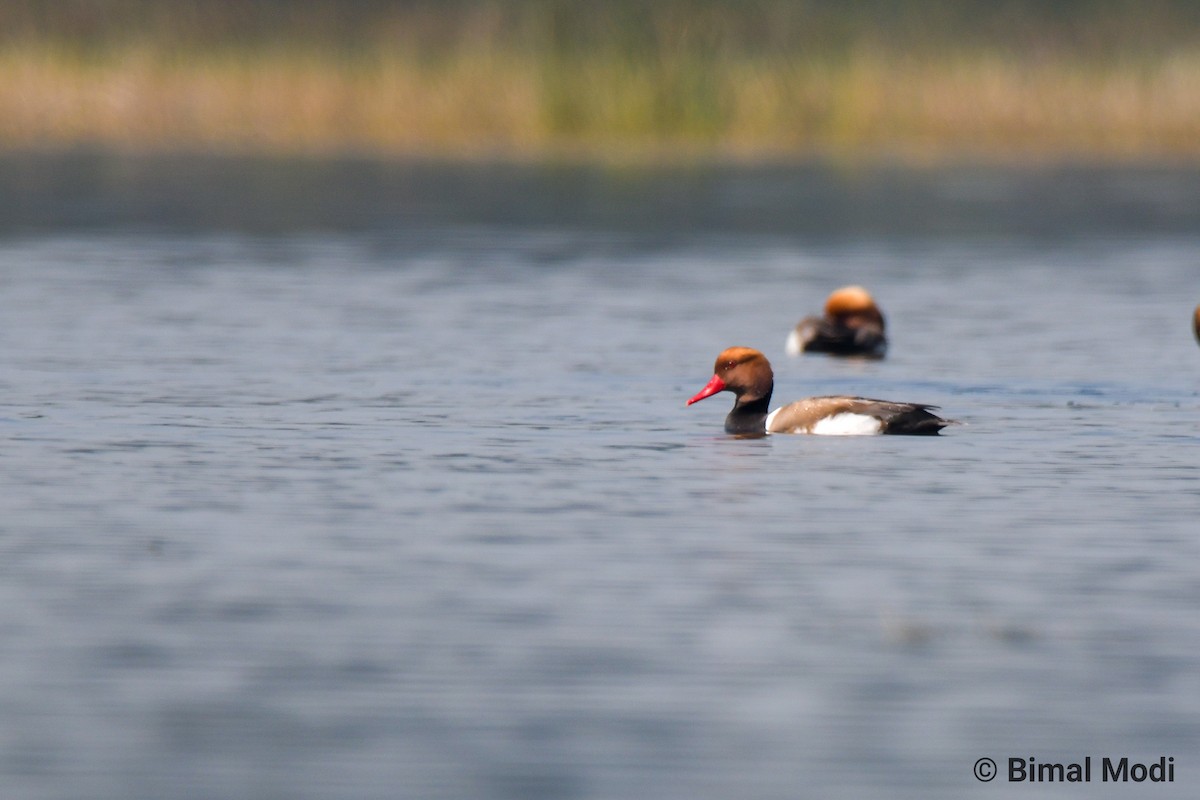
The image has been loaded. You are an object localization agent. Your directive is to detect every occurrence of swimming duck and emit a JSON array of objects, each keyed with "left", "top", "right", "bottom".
[
  {"left": 688, "top": 347, "right": 955, "bottom": 436},
  {"left": 786, "top": 285, "right": 887, "bottom": 359}
]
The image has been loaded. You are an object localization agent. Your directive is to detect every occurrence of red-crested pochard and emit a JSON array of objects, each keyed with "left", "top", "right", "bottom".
[
  {"left": 688, "top": 347, "right": 956, "bottom": 436},
  {"left": 786, "top": 285, "right": 887, "bottom": 359},
  {"left": 1194, "top": 304, "right": 1200, "bottom": 346}
]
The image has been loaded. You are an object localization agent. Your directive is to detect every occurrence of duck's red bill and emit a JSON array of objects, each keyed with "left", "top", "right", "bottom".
[{"left": 687, "top": 374, "right": 726, "bottom": 405}]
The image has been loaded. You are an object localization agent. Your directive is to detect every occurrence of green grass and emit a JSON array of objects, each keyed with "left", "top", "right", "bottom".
[{"left": 2, "top": 0, "right": 1199, "bottom": 162}]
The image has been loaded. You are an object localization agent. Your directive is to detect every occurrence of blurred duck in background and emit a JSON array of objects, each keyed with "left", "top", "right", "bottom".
[
  {"left": 1194, "top": 304, "right": 1200, "bottom": 346},
  {"left": 786, "top": 285, "right": 887, "bottom": 359}
]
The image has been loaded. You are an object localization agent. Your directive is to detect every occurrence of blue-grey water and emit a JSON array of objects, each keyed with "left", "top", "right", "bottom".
[{"left": 1, "top": 155, "right": 1198, "bottom": 799}]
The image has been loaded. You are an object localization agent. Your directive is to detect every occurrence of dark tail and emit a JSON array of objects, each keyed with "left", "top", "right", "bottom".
[{"left": 884, "top": 406, "right": 960, "bottom": 436}]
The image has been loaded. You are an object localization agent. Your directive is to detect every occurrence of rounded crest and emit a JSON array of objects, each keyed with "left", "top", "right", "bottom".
[{"left": 823, "top": 285, "right": 878, "bottom": 317}]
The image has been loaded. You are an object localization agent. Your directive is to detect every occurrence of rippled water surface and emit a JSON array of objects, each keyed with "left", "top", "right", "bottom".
[{"left": 1, "top": 156, "right": 1199, "bottom": 799}]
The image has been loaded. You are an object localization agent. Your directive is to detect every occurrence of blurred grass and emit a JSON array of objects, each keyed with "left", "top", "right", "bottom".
[{"left": 1, "top": 0, "right": 1199, "bottom": 162}]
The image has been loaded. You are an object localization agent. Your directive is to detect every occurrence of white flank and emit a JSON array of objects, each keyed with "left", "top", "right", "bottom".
[
  {"left": 784, "top": 329, "right": 802, "bottom": 356},
  {"left": 810, "top": 413, "right": 883, "bottom": 436},
  {"left": 764, "top": 407, "right": 781, "bottom": 432}
]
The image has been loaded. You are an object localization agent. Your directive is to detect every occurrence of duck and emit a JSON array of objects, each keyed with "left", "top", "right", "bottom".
[
  {"left": 1194, "top": 304, "right": 1200, "bottom": 346},
  {"left": 786, "top": 285, "right": 887, "bottom": 358},
  {"left": 687, "top": 347, "right": 956, "bottom": 436}
]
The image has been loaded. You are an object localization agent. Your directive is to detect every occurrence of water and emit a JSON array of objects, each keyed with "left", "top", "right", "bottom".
[{"left": 1, "top": 155, "right": 1199, "bottom": 799}]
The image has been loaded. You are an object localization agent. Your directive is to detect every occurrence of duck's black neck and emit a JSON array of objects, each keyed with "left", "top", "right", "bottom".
[{"left": 724, "top": 385, "right": 773, "bottom": 435}]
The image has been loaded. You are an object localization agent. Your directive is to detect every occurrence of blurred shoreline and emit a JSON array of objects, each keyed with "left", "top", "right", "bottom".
[{"left": 2, "top": 0, "right": 1199, "bottom": 164}]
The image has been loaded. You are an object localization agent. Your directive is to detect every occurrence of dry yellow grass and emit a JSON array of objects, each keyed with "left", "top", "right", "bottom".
[
  {"left": 0, "top": 44, "right": 547, "bottom": 156},
  {"left": 2, "top": 2, "right": 1199, "bottom": 162}
]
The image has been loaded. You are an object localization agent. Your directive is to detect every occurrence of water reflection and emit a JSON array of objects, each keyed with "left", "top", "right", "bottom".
[{"left": 3, "top": 152, "right": 1200, "bottom": 241}]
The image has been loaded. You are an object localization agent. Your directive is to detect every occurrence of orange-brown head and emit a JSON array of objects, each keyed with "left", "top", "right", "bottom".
[
  {"left": 823, "top": 285, "right": 885, "bottom": 328},
  {"left": 687, "top": 347, "right": 776, "bottom": 435},
  {"left": 686, "top": 346, "right": 774, "bottom": 407}
]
